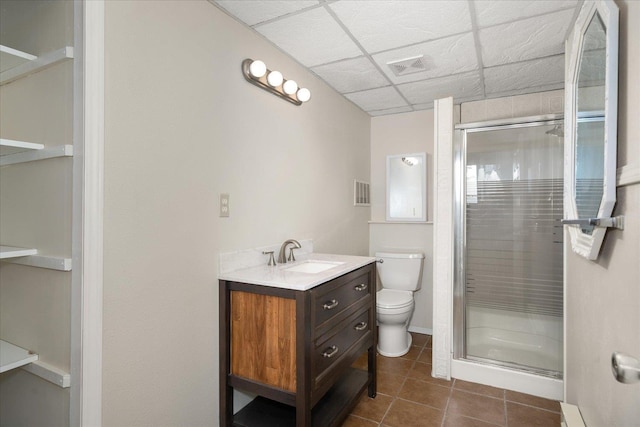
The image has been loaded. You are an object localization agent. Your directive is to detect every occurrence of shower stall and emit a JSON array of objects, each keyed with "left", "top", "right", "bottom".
[{"left": 451, "top": 115, "right": 565, "bottom": 399}]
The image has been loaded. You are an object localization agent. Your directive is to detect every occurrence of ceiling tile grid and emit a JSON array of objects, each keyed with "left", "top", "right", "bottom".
[{"left": 212, "top": 0, "right": 581, "bottom": 116}]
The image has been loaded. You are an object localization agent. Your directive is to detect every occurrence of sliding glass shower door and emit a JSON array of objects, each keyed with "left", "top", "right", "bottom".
[{"left": 455, "top": 119, "right": 564, "bottom": 377}]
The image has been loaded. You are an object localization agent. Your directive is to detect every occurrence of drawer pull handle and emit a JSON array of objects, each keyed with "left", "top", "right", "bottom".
[
  {"left": 354, "top": 283, "right": 368, "bottom": 292},
  {"left": 323, "top": 299, "right": 339, "bottom": 310},
  {"left": 322, "top": 345, "right": 339, "bottom": 358},
  {"left": 354, "top": 321, "right": 368, "bottom": 331}
]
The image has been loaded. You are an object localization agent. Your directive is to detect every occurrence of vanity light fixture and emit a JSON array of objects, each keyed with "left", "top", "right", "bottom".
[{"left": 242, "top": 58, "right": 311, "bottom": 106}]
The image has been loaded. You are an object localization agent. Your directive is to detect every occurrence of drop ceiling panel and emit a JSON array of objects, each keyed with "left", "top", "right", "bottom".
[
  {"left": 214, "top": 1, "right": 320, "bottom": 26},
  {"left": 256, "top": 7, "right": 362, "bottom": 67},
  {"left": 480, "top": 9, "right": 574, "bottom": 67},
  {"left": 329, "top": 0, "right": 472, "bottom": 53},
  {"left": 474, "top": 0, "right": 578, "bottom": 28},
  {"left": 311, "top": 57, "right": 389, "bottom": 93},
  {"left": 345, "top": 86, "right": 408, "bottom": 112},
  {"left": 372, "top": 32, "right": 478, "bottom": 85},
  {"left": 484, "top": 55, "right": 564, "bottom": 95},
  {"left": 397, "top": 72, "right": 483, "bottom": 105}
]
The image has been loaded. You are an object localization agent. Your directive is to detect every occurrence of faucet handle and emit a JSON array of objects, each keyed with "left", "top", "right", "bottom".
[
  {"left": 262, "top": 251, "right": 276, "bottom": 266},
  {"left": 288, "top": 247, "right": 298, "bottom": 262}
]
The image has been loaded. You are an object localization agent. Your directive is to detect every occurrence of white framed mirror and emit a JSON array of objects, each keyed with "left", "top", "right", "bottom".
[
  {"left": 386, "top": 152, "right": 427, "bottom": 222},
  {"left": 564, "top": 0, "right": 619, "bottom": 260}
]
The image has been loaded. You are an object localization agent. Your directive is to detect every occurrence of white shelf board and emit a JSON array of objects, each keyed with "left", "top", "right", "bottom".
[
  {"left": 0, "top": 138, "right": 45, "bottom": 156},
  {"left": 1, "top": 46, "right": 73, "bottom": 86},
  {"left": 2, "top": 254, "right": 72, "bottom": 271},
  {"left": 0, "top": 246, "right": 38, "bottom": 259},
  {"left": 0, "top": 45, "right": 37, "bottom": 73},
  {"left": 0, "top": 339, "right": 38, "bottom": 374},
  {"left": 0, "top": 144, "right": 73, "bottom": 166}
]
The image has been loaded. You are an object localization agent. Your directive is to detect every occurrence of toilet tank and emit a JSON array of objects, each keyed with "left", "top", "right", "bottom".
[{"left": 376, "top": 252, "right": 425, "bottom": 291}]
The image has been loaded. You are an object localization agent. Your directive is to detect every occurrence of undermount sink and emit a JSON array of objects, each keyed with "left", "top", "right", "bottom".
[{"left": 283, "top": 260, "right": 345, "bottom": 274}]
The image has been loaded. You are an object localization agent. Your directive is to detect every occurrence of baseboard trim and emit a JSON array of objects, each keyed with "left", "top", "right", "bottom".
[{"left": 408, "top": 326, "right": 433, "bottom": 335}]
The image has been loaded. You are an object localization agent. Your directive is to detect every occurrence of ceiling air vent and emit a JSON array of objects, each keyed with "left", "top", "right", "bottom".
[{"left": 386, "top": 55, "right": 428, "bottom": 77}]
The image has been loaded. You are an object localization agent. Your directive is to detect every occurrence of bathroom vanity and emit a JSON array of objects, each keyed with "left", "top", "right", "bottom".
[{"left": 219, "top": 254, "right": 377, "bottom": 426}]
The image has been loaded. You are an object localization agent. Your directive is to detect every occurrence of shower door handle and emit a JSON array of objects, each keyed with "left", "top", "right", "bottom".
[
  {"left": 612, "top": 352, "right": 640, "bottom": 384},
  {"left": 561, "top": 216, "right": 624, "bottom": 229}
]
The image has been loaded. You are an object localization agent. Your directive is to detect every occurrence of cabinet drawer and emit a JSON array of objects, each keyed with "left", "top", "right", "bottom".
[
  {"left": 312, "top": 309, "right": 371, "bottom": 380},
  {"left": 311, "top": 270, "right": 371, "bottom": 329}
]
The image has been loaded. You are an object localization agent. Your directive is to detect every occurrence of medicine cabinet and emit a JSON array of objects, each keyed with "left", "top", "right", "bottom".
[{"left": 386, "top": 152, "right": 427, "bottom": 222}]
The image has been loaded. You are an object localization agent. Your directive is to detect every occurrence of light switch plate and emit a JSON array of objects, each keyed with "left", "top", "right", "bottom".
[{"left": 220, "top": 193, "right": 230, "bottom": 217}]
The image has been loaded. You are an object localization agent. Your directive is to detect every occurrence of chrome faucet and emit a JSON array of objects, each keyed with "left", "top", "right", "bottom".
[{"left": 278, "top": 239, "right": 301, "bottom": 264}]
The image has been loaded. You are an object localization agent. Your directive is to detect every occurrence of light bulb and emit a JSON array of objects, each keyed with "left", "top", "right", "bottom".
[
  {"left": 267, "top": 70, "right": 283, "bottom": 87},
  {"left": 283, "top": 80, "right": 298, "bottom": 95},
  {"left": 248, "top": 60, "right": 266, "bottom": 78},
  {"left": 297, "top": 88, "right": 311, "bottom": 103}
]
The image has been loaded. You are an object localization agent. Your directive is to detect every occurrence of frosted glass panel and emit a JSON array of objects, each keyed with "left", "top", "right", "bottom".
[{"left": 464, "top": 123, "right": 564, "bottom": 374}]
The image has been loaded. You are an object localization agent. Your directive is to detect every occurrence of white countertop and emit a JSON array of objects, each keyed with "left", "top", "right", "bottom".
[{"left": 218, "top": 253, "right": 376, "bottom": 291}]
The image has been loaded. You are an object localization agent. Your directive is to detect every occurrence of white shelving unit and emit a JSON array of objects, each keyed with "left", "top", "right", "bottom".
[
  {"left": 0, "top": 340, "right": 38, "bottom": 374},
  {"left": 0, "top": 39, "right": 74, "bottom": 390}
]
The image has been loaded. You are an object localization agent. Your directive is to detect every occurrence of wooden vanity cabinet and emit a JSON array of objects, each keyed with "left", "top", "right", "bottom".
[{"left": 219, "top": 262, "right": 377, "bottom": 427}]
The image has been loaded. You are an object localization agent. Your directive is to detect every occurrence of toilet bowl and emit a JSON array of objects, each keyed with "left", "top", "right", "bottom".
[
  {"left": 375, "top": 252, "right": 424, "bottom": 357},
  {"left": 377, "top": 289, "right": 415, "bottom": 356}
]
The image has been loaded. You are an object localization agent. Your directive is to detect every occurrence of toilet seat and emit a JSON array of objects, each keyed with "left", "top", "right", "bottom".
[{"left": 377, "top": 289, "right": 413, "bottom": 309}]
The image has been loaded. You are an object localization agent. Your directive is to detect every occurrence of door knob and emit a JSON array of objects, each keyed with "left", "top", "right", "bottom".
[{"left": 611, "top": 352, "right": 640, "bottom": 384}]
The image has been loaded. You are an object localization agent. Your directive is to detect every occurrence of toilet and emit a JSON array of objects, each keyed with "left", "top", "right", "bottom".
[{"left": 375, "top": 251, "right": 424, "bottom": 357}]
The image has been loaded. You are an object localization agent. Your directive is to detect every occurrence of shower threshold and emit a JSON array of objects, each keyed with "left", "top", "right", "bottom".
[
  {"left": 464, "top": 355, "right": 563, "bottom": 380},
  {"left": 451, "top": 357, "right": 564, "bottom": 401}
]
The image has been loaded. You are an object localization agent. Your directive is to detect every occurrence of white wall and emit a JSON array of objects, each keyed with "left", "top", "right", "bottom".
[
  {"left": 370, "top": 110, "right": 434, "bottom": 332},
  {"left": 565, "top": 1, "right": 640, "bottom": 424},
  {"left": 102, "top": 1, "right": 370, "bottom": 425}
]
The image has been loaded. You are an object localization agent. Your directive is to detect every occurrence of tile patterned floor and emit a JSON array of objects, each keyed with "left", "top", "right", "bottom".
[{"left": 345, "top": 333, "right": 561, "bottom": 427}]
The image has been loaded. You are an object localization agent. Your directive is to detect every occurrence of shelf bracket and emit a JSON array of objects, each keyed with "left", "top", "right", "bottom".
[{"left": 21, "top": 360, "right": 71, "bottom": 388}]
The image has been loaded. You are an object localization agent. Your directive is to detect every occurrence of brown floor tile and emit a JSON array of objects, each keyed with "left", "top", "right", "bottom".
[
  {"left": 505, "top": 390, "right": 561, "bottom": 413},
  {"left": 341, "top": 414, "right": 379, "bottom": 427},
  {"left": 425, "top": 335, "right": 432, "bottom": 348},
  {"left": 350, "top": 393, "right": 394, "bottom": 423},
  {"left": 377, "top": 369, "right": 406, "bottom": 396},
  {"left": 453, "top": 379, "right": 505, "bottom": 399},
  {"left": 382, "top": 399, "right": 443, "bottom": 427},
  {"left": 447, "top": 390, "right": 505, "bottom": 426},
  {"left": 443, "top": 413, "right": 503, "bottom": 427},
  {"left": 410, "top": 332, "right": 429, "bottom": 347},
  {"left": 398, "top": 378, "right": 451, "bottom": 410},
  {"left": 407, "top": 362, "right": 453, "bottom": 387},
  {"left": 506, "top": 402, "right": 561, "bottom": 426},
  {"left": 418, "top": 348, "right": 432, "bottom": 364},
  {"left": 400, "top": 345, "right": 422, "bottom": 361},
  {"left": 377, "top": 355, "right": 414, "bottom": 376}
]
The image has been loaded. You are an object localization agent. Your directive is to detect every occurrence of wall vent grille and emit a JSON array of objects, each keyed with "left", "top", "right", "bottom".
[{"left": 354, "top": 180, "right": 370, "bottom": 206}]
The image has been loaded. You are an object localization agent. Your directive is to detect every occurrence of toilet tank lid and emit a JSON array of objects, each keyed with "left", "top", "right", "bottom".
[{"left": 375, "top": 251, "right": 424, "bottom": 259}]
